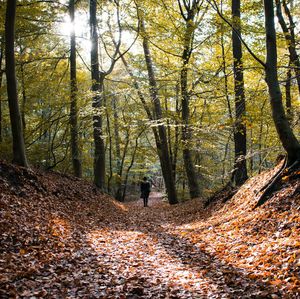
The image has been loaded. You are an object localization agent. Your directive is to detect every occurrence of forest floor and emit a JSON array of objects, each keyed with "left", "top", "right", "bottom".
[{"left": 0, "top": 161, "right": 300, "bottom": 298}]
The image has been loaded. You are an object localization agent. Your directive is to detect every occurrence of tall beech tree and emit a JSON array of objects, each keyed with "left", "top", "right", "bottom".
[
  {"left": 69, "top": 0, "right": 82, "bottom": 177},
  {"left": 178, "top": 0, "right": 202, "bottom": 198},
  {"left": 5, "top": 0, "right": 28, "bottom": 167},
  {"left": 90, "top": 0, "right": 105, "bottom": 188},
  {"left": 89, "top": 0, "right": 132, "bottom": 189},
  {"left": 231, "top": 0, "right": 248, "bottom": 185},
  {"left": 264, "top": 0, "right": 300, "bottom": 165}
]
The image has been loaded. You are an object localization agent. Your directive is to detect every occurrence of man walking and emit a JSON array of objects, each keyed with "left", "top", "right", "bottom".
[{"left": 140, "top": 176, "right": 151, "bottom": 207}]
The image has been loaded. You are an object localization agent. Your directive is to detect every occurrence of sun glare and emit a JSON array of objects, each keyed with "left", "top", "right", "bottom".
[{"left": 59, "top": 12, "right": 91, "bottom": 56}]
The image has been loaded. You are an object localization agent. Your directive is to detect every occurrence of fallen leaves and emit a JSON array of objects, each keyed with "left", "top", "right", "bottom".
[{"left": 0, "top": 160, "right": 299, "bottom": 298}]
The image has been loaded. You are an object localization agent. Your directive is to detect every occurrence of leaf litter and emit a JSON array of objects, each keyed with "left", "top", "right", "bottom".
[{"left": 0, "top": 160, "right": 299, "bottom": 298}]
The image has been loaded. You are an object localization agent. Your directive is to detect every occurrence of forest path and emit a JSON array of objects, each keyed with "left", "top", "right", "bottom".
[
  {"left": 1, "top": 162, "right": 298, "bottom": 298},
  {"left": 1, "top": 191, "right": 285, "bottom": 298},
  {"left": 78, "top": 193, "right": 272, "bottom": 298}
]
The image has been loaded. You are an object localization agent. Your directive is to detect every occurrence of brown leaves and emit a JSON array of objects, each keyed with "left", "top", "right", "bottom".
[{"left": 0, "top": 161, "right": 299, "bottom": 298}]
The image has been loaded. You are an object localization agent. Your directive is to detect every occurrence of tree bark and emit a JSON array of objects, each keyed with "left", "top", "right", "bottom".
[
  {"left": 180, "top": 1, "right": 201, "bottom": 198},
  {"left": 141, "top": 20, "right": 178, "bottom": 204},
  {"left": 0, "top": 37, "right": 4, "bottom": 143},
  {"left": 69, "top": 0, "right": 82, "bottom": 177},
  {"left": 231, "top": 0, "right": 248, "bottom": 186},
  {"left": 285, "top": 67, "right": 292, "bottom": 120},
  {"left": 90, "top": 0, "right": 105, "bottom": 188},
  {"left": 5, "top": 0, "right": 28, "bottom": 167},
  {"left": 20, "top": 62, "right": 27, "bottom": 131},
  {"left": 264, "top": 0, "right": 300, "bottom": 164},
  {"left": 105, "top": 96, "right": 113, "bottom": 193},
  {"left": 112, "top": 96, "right": 123, "bottom": 200}
]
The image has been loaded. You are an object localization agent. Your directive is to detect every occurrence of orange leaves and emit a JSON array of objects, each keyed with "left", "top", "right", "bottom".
[
  {"left": 1, "top": 161, "right": 300, "bottom": 297},
  {"left": 282, "top": 176, "right": 289, "bottom": 181},
  {"left": 19, "top": 248, "right": 26, "bottom": 255},
  {"left": 270, "top": 279, "right": 283, "bottom": 286}
]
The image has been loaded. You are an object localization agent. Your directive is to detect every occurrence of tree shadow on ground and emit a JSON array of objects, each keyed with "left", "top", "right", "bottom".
[
  {"left": 120, "top": 220, "right": 279, "bottom": 298},
  {"left": 0, "top": 195, "right": 281, "bottom": 299}
]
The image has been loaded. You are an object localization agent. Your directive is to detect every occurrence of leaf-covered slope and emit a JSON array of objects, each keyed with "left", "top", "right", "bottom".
[{"left": 0, "top": 161, "right": 299, "bottom": 298}]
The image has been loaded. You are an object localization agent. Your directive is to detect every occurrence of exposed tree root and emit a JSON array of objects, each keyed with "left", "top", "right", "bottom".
[{"left": 255, "top": 155, "right": 290, "bottom": 208}]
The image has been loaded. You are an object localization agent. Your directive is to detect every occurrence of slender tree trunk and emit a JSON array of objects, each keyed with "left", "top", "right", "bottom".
[
  {"left": 90, "top": 0, "right": 105, "bottom": 188},
  {"left": 264, "top": 0, "right": 300, "bottom": 164},
  {"left": 231, "top": 0, "right": 248, "bottom": 185},
  {"left": 181, "top": 66, "right": 201, "bottom": 198},
  {"left": 20, "top": 63, "right": 27, "bottom": 131},
  {"left": 220, "top": 18, "right": 234, "bottom": 183},
  {"left": 120, "top": 52, "right": 175, "bottom": 200},
  {"left": 141, "top": 20, "right": 178, "bottom": 204},
  {"left": 180, "top": 8, "right": 201, "bottom": 198},
  {"left": 221, "top": 25, "right": 233, "bottom": 122},
  {"left": 276, "top": 0, "right": 300, "bottom": 95},
  {"left": 69, "top": 0, "right": 82, "bottom": 177},
  {"left": 121, "top": 131, "right": 143, "bottom": 202},
  {"left": 5, "top": 0, "right": 28, "bottom": 167},
  {"left": 285, "top": 68, "right": 292, "bottom": 120},
  {"left": 172, "top": 82, "right": 180, "bottom": 183},
  {"left": 116, "top": 129, "right": 130, "bottom": 201},
  {"left": 105, "top": 96, "right": 113, "bottom": 193},
  {"left": 112, "top": 97, "right": 121, "bottom": 170},
  {"left": 112, "top": 96, "right": 123, "bottom": 200}
]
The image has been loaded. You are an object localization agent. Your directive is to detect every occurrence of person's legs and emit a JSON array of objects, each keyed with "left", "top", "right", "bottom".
[
  {"left": 143, "top": 197, "right": 147, "bottom": 207},
  {"left": 145, "top": 196, "right": 149, "bottom": 207}
]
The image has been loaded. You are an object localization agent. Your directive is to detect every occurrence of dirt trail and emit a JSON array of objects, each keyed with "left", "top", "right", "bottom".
[{"left": 78, "top": 193, "right": 277, "bottom": 298}]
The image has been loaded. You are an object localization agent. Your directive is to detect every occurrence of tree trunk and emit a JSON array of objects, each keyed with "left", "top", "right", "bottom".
[
  {"left": 90, "top": 0, "right": 105, "bottom": 188},
  {"left": 112, "top": 96, "right": 123, "bottom": 200},
  {"left": 69, "top": 0, "right": 82, "bottom": 177},
  {"left": 264, "top": 0, "right": 300, "bottom": 164},
  {"left": 172, "top": 83, "right": 180, "bottom": 183},
  {"left": 121, "top": 131, "right": 143, "bottom": 202},
  {"left": 141, "top": 20, "right": 178, "bottom": 204},
  {"left": 0, "top": 37, "right": 4, "bottom": 143},
  {"left": 5, "top": 0, "right": 28, "bottom": 167},
  {"left": 20, "top": 63, "right": 26, "bottom": 131},
  {"left": 116, "top": 129, "right": 130, "bottom": 201},
  {"left": 285, "top": 68, "right": 292, "bottom": 120},
  {"left": 121, "top": 53, "right": 179, "bottom": 204},
  {"left": 105, "top": 95, "right": 113, "bottom": 193},
  {"left": 180, "top": 7, "right": 201, "bottom": 198},
  {"left": 231, "top": 0, "right": 248, "bottom": 185}
]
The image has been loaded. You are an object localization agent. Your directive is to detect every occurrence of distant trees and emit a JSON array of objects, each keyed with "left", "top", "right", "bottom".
[{"left": 1, "top": 0, "right": 300, "bottom": 201}]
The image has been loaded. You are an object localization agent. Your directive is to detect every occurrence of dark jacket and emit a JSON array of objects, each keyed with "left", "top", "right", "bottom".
[{"left": 140, "top": 180, "right": 151, "bottom": 198}]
